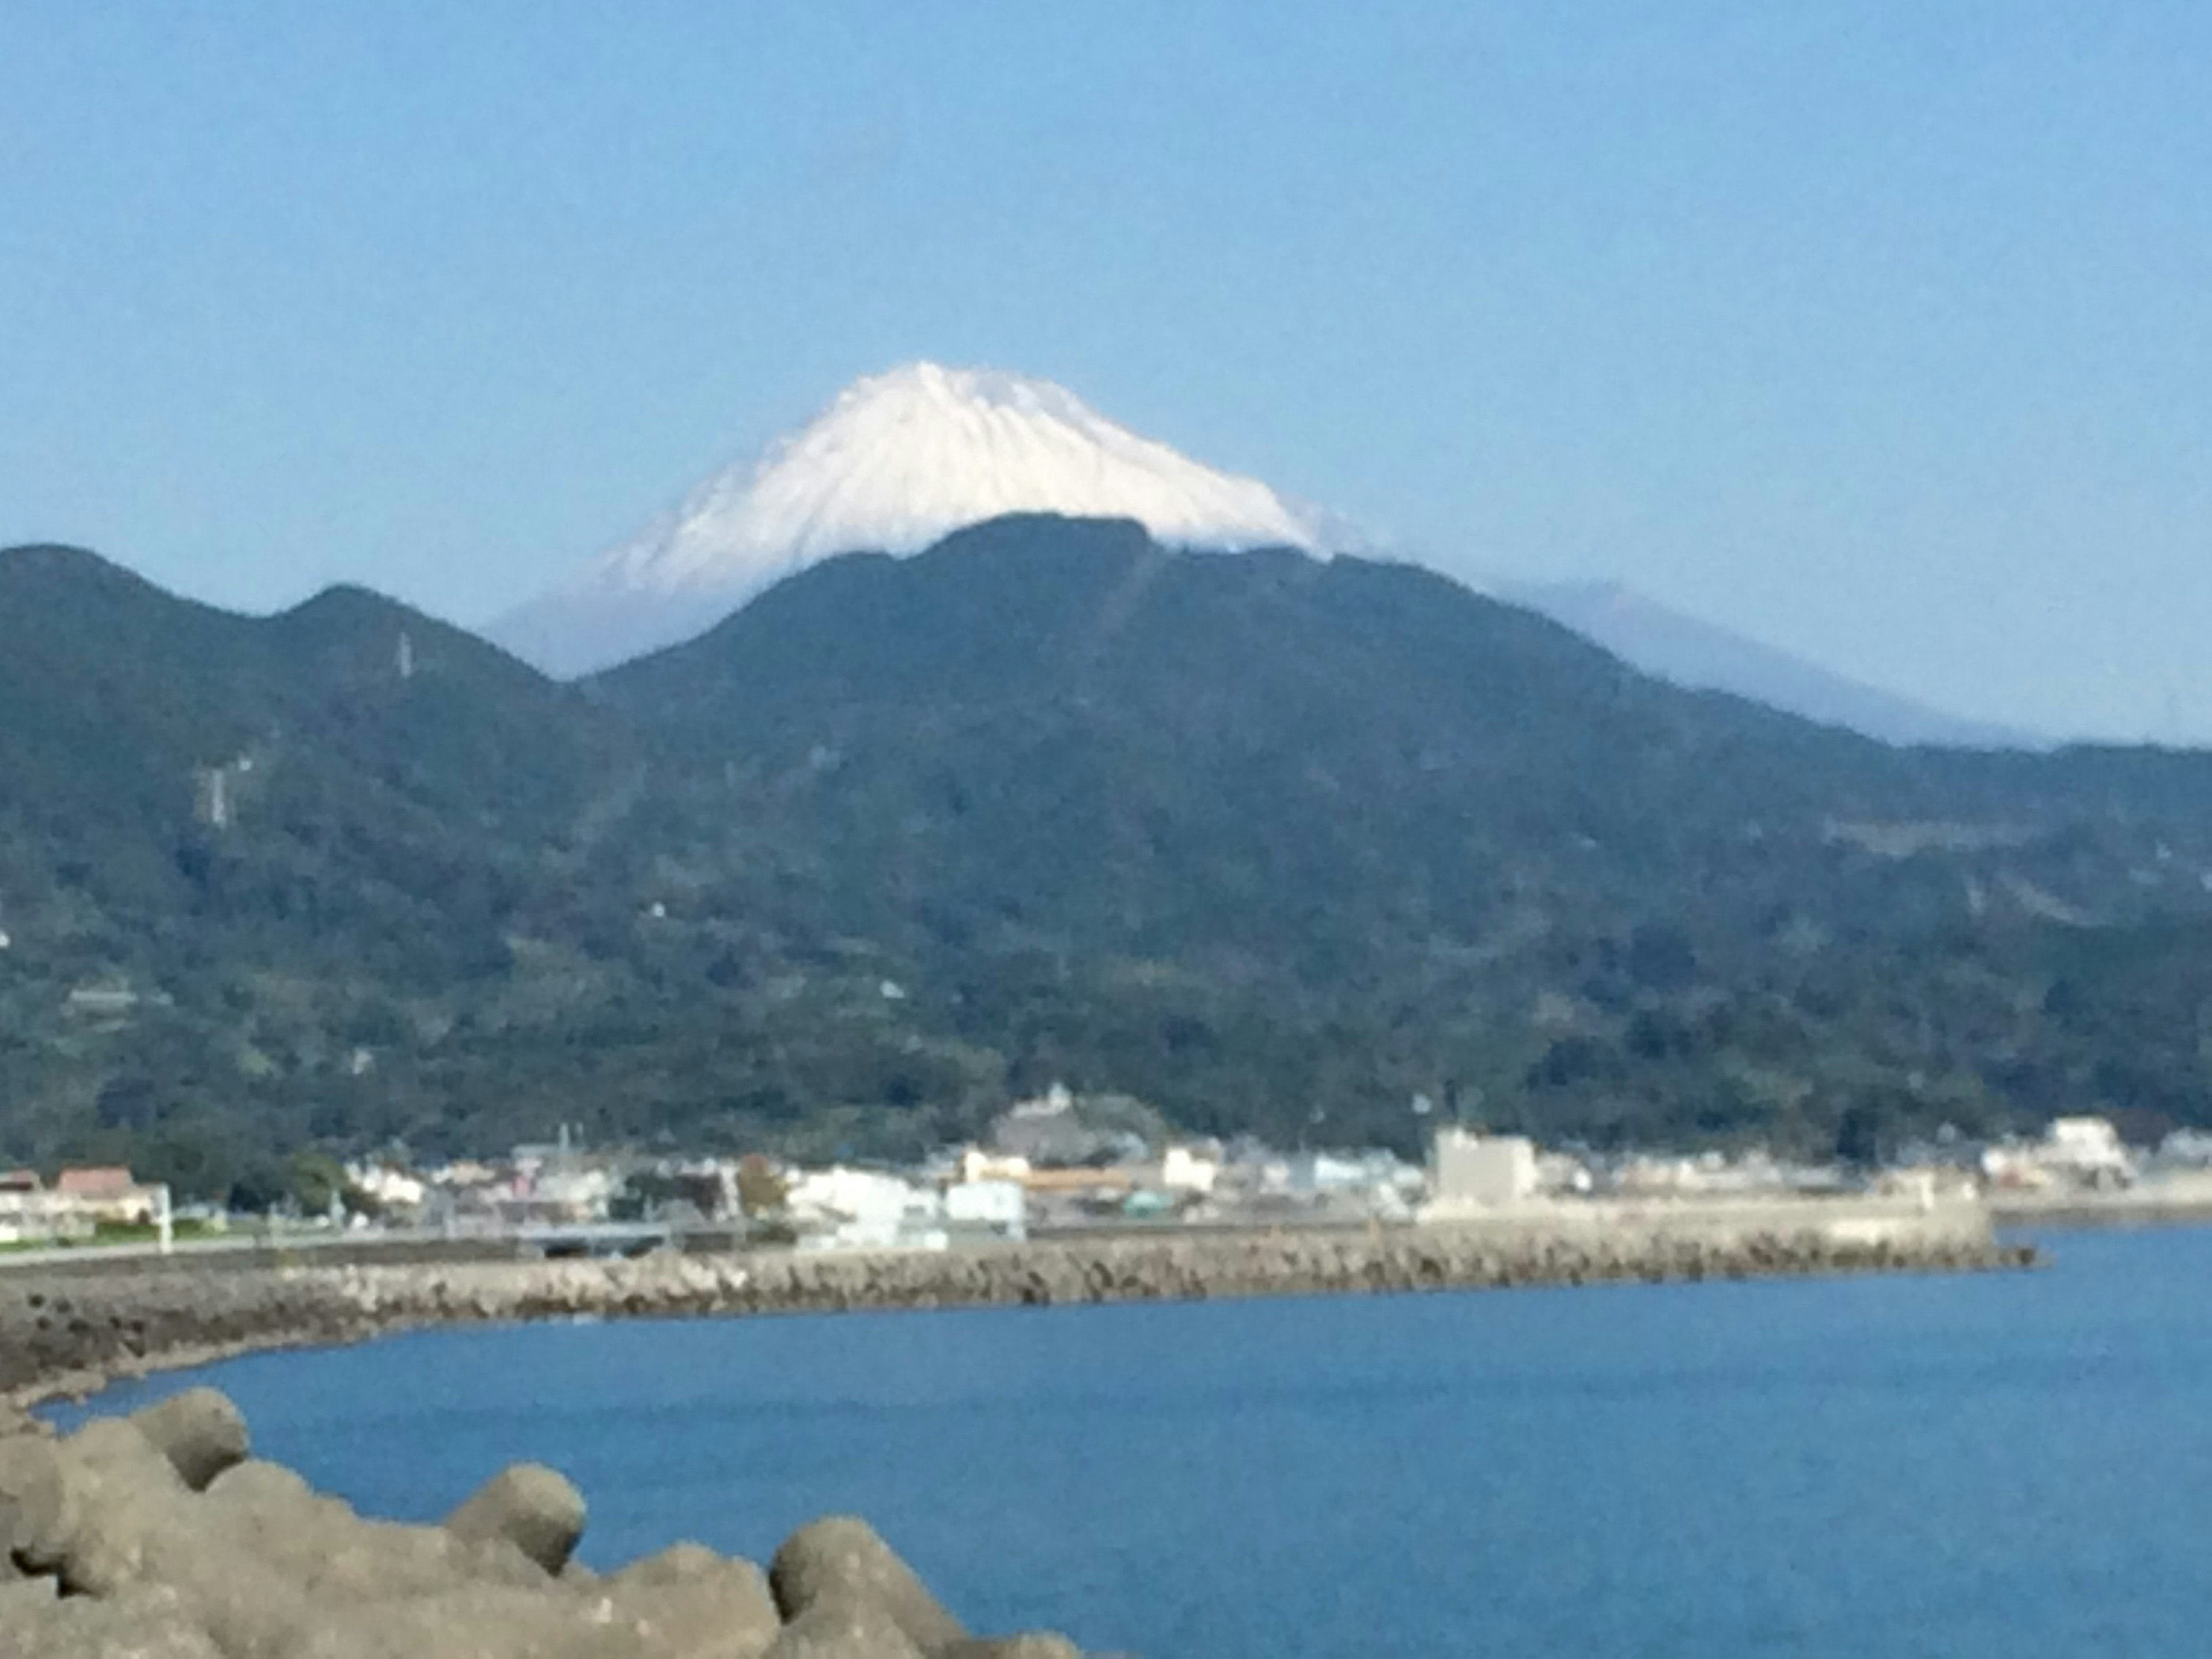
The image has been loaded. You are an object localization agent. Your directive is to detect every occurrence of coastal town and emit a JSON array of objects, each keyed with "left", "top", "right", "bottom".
[{"left": 7, "top": 1084, "right": 2210, "bottom": 1262}]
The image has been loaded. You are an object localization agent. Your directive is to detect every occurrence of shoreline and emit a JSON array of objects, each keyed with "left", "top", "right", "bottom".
[{"left": 5, "top": 1209, "right": 2032, "bottom": 1412}]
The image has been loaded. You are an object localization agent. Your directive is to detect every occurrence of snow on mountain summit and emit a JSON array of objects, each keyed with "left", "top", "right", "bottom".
[{"left": 493, "top": 363, "right": 1336, "bottom": 676}]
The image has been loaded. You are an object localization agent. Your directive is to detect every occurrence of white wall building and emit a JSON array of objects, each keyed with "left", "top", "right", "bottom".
[
  {"left": 347, "top": 1164, "right": 428, "bottom": 1216},
  {"left": 1982, "top": 1114, "right": 2135, "bottom": 1190},
  {"left": 945, "top": 1179, "right": 1028, "bottom": 1241},
  {"left": 787, "top": 1167, "right": 948, "bottom": 1252},
  {"left": 1429, "top": 1129, "right": 1539, "bottom": 1209},
  {"left": 1162, "top": 1145, "right": 1220, "bottom": 1194}
]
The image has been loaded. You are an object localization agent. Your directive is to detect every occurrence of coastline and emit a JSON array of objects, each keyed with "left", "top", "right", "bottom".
[{"left": 4, "top": 1205, "right": 2031, "bottom": 1412}]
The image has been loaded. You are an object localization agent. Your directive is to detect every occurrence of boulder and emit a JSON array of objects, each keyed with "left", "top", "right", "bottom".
[
  {"left": 446, "top": 1462, "right": 587, "bottom": 1575},
  {"left": 43, "top": 1442, "right": 350, "bottom": 1654},
  {"left": 0, "top": 1583, "right": 225, "bottom": 1659},
  {"left": 131, "top": 1388, "right": 251, "bottom": 1491},
  {"left": 607, "top": 1541, "right": 728, "bottom": 1589},
  {"left": 940, "top": 1641, "right": 1082, "bottom": 1659},
  {"left": 280, "top": 1582, "right": 654, "bottom": 1659},
  {"left": 42, "top": 1422, "right": 196, "bottom": 1598},
  {"left": 763, "top": 1596, "right": 927, "bottom": 1659},
  {"left": 63, "top": 1415, "right": 183, "bottom": 1492},
  {"left": 204, "top": 1456, "right": 315, "bottom": 1510},
  {"left": 204, "top": 1459, "right": 544, "bottom": 1601},
  {"left": 118, "top": 1527, "right": 314, "bottom": 1658},
  {"left": 0, "top": 1571, "right": 56, "bottom": 1613},
  {"left": 770, "top": 1519, "right": 965, "bottom": 1654},
  {"left": 303, "top": 1515, "right": 548, "bottom": 1600},
  {"left": 601, "top": 1543, "right": 780, "bottom": 1657},
  {"left": 0, "top": 1432, "right": 79, "bottom": 1573}
]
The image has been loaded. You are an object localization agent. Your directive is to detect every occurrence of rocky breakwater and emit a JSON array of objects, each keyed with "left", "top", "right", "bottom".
[
  {"left": 0, "top": 1388, "right": 1075, "bottom": 1658},
  {"left": 2, "top": 1210, "right": 2032, "bottom": 1406}
]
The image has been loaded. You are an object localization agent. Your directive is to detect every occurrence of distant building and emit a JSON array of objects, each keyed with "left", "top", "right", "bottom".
[
  {"left": 347, "top": 1162, "right": 428, "bottom": 1218},
  {"left": 1982, "top": 1115, "right": 2134, "bottom": 1191},
  {"left": 65, "top": 983, "right": 141, "bottom": 1017},
  {"left": 0, "top": 1171, "right": 86, "bottom": 1246},
  {"left": 0, "top": 1167, "right": 173, "bottom": 1247},
  {"left": 2043, "top": 1116, "right": 2130, "bottom": 1179},
  {"left": 1017, "top": 1167, "right": 1135, "bottom": 1198},
  {"left": 787, "top": 1167, "right": 947, "bottom": 1252},
  {"left": 945, "top": 1179, "right": 1027, "bottom": 1243},
  {"left": 1162, "top": 1145, "right": 1221, "bottom": 1195},
  {"left": 56, "top": 1167, "right": 162, "bottom": 1225},
  {"left": 959, "top": 1147, "right": 1033, "bottom": 1185},
  {"left": 1429, "top": 1130, "right": 1537, "bottom": 1208}
]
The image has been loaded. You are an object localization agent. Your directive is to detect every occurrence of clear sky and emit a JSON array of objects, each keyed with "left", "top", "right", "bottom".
[{"left": 3, "top": 2, "right": 2207, "bottom": 741}]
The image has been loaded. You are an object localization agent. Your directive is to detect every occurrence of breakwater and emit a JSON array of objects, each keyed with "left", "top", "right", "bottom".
[{"left": 3, "top": 1203, "right": 2028, "bottom": 1407}]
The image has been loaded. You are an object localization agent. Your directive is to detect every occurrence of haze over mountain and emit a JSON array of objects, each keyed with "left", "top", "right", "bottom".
[
  {"left": 1501, "top": 580, "right": 2040, "bottom": 750},
  {"left": 8, "top": 521, "right": 2212, "bottom": 1200},
  {"left": 492, "top": 363, "right": 2029, "bottom": 749}
]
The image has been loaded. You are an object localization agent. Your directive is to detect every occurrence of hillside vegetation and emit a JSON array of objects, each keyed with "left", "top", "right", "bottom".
[{"left": 5, "top": 520, "right": 2212, "bottom": 1198}]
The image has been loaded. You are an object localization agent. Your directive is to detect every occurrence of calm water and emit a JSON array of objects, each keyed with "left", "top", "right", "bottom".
[{"left": 51, "top": 1228, "right": 2212, "bottom": 1658}]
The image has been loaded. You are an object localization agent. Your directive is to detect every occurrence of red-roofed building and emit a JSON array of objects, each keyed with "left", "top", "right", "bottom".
[{"left": 55, "top": 1166, "right": 160, "bottom": 1225}]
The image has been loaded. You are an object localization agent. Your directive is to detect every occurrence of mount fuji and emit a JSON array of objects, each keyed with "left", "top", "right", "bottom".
[
  {"left": 489, "top": 361, "right": 2033, "bottom": 748},
  {"left": 491, "top": 362, "right": 1342, "bottom": 676}
]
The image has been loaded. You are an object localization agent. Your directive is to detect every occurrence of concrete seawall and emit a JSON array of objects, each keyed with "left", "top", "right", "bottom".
[{"left": 3, "top": 1200, "right": 2027, "bottom": 1407}]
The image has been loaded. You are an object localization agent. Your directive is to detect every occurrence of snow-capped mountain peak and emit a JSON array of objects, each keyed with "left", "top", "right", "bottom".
[{"left": 493, "top": 362, "right": 1335, "bottom": 675}]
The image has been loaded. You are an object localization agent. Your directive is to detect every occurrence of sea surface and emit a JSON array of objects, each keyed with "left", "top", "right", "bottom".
[{"left": 51, "top": 1227, "right": 2212, "bottom": 1658}]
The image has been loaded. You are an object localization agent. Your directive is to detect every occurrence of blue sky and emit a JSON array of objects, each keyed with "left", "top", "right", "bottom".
[{"left": 3, "top": 2, "right": 2207, "bottom": 740}]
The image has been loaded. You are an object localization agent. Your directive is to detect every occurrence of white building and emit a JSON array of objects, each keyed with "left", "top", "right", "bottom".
[
  {"left": 530, "top": 1165, "right": 618, "bottom": 1224},
  {"left": 1162, "top": 1145, "right": 1220, "bottom": 1194},
  {"left": 2043, "top": 1116, "right": 2131, "bottom": 1178},
  {"left": 1982, "top": 1114, "right": 2135, "bottom": 1191},
  {"left": 347, "top": 1163, "right": 428, "bottom": 1217},
  {"left": 787, "top": 1167, "right": 948, "bottom": 1252},
  {"left": 1429, "top": 1129, "right": 1538, "bottom": 1209},
  {"left": 945, "top": 1179, "right": 1027, "bottom": 1242}
]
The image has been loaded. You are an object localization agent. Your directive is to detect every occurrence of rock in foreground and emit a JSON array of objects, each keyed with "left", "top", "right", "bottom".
[{"left": 0, "top": 1392, "right": 1081, "bottom": 1659}]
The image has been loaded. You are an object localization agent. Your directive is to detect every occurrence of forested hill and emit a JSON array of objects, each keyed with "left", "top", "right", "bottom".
[{"left": 5, "top": 522, "right": 2212, "bottom": 1198}]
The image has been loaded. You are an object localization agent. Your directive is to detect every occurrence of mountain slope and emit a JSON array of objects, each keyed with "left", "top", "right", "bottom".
[
  {"left": 494, "top": 363, "right": 1336, "bottom": 676},
  {"left": 491, "top": 361, "right": 2028, "bottom": 750},
  {"left": 0, "top": 544, "right": 627, "bottom": 868},
  {"left": 595, "top": 516, "right": 2212, "bottom": 1150},
  {"left": 0, "top": 544, "right": 642, "bottom": 1165},
  {"left": 1503, "top": 579, "right": 2039, "bottom": 749},
  {"left": 9, "top": 523, "right": 2212, "bottom": 1188}
]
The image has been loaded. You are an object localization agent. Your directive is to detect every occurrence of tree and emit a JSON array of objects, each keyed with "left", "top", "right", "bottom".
[
  {"left": 286, "top": 1152, "right": 349, "bottom": 1218},
  {"left": 1834, "top": 1101, "right": 1889, "bottom": 1170},
  {"left": 735, "top": 1154, "right": 789, "bottom": 1217}
]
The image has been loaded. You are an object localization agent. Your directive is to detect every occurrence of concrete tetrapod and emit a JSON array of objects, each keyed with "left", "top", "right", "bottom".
[
  {"left": 131, "top": 1387, "right": 252, "bottom": 1491},
  {"left": 763, "top": 1596, "right": 928, "bottom": 1659},
  {"left": 0, "top": 1432, "right": 77, "bottom": 1575},
  {"left": 445, "top": 1461, "right": 589, "bottom": 1576},
  {"left": 770, "top": 1517, "right": 968, "bottom": 1654},
  {"left": 0, "top": 1389, "right": 1092, "bottom": 1659},
  {"left": 599, "top": 1543, "right": 783, "bottom": 1657}
]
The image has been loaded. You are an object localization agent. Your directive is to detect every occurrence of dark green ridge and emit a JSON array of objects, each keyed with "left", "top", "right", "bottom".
[{"left": 4, "top": 518, "right": 2212, "bottom": 1198}]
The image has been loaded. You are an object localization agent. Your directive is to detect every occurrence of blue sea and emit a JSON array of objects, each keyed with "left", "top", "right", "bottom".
[{"left": 51, "top": 1228, "right": 2212, "bottom": 1658}]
